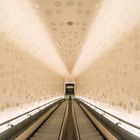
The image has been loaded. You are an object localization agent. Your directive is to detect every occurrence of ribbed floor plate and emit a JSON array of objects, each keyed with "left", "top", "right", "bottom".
[
  {"left": 30, "top": 101, "right": 67, "bottom": 140},
  {"left": 73, "top": 101, "right": 104, "bottom": 140},
  {"left": 29, "top": 100, "right": 105, "bottom": 140}
]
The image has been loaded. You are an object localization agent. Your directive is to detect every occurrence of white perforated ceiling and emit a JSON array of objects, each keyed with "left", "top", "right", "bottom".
[
  {"left": 0, "top": 0, "right": 68, "bottom": 77},
  {"left": 31, "top": 0, "right": 102, "bottom": 74},
  {"left": 0, "top": 0, "right": 140, "bottom": 78},
  {"left": 72, "top": 0, "right": 140, "bottom": 76}
]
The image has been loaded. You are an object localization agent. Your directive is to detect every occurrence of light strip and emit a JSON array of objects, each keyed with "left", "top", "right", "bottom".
[
  {"left": 77, "top": 97, "right": 140, "bottom": 138},
  {"left": 0, "top": 97, "right": 63, "bottom": 133},
  {"left": 29, "top": 109, "right": 40, "bottom": 115},
  {"left": 119, "top": 122, "right": 140, "bottom": 137},
  {"left": 0, "top": 124, "right": 11, "bottom": 133},
  {"left": 10, "top": 115, "right": 29, "bottom": 126},
  {"left": 94, "top": 108, "right": 104, "bottom": 115},
  {"left": 104, "top": 114, "right": 120, "bottom": 124}
]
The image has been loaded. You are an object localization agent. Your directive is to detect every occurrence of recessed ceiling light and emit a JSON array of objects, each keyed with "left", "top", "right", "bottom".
[
  {"left": 67, "top": 21, "right": 74, "bottom": 26},
  {"left": 35, "top": 4, "right": 39, "bottom": 8},
  {"left": 95, "top": 4, "right": 98, "bottom": 8}
]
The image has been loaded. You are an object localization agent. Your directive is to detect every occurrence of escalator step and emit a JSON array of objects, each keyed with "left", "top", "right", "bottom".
[{"left": 33, "top": 133, "right": 57, "bottom": 139}]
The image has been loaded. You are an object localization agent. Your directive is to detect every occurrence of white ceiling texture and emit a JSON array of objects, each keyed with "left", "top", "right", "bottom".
[{"left": 0, "top": 0, "right": 140, "bottom": 78}]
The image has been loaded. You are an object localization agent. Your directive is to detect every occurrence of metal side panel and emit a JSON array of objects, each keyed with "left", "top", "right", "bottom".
[
  {"left": 79, "top": 104, "right": 117, "bottom": 140},
  {"left": 16, "top": 104, "right": 59, "bottom": 140},
  {"left": 29, "top": 101, "right": 68, "bottom": 140}
]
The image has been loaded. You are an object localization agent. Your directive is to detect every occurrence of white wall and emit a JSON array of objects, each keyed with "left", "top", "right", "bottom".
[
  {"left": 0, "top": 37, "right": 64, "bottom": 123},
  {"left": 76, "top": 25, "right": 140, "bottom": 126}
]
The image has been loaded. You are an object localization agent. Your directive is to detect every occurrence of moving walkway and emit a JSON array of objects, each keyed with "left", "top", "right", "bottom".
[
  {"left": 0, "top": 98, "right": 139, "bottom": 140},
  {"left": 29, "top": 101, "right": 68, "bottom": 140},
  {"left": 29, "top": 99, "right": 105, "bottom": 140},
  {"left": 73, "top": 101, "right": 104, "bottom": 140}
]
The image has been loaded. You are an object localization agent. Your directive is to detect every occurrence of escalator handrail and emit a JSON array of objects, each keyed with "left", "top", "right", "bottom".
[
  {"left": 0, "top": 98, "right": 63, "bottom": 126},
  {"left": 77, "top": 98, "right": 140, "bottom": 140},
  {"left": 77, "top": 98, "right": 140, "bottom": 129},
  {"left": 0, "top": 99, "right": 64, "bottom": 140}
]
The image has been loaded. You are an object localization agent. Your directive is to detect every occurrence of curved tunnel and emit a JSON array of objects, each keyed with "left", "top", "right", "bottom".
[{"left": 0, "top": 0, "right": 140, "bottom": 139}]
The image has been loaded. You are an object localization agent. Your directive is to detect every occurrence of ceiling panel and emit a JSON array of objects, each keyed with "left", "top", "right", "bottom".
[
  {"left": 32, "top": 0, "right": 102, "bottom": 73},
  {"left": 1, "top": 0, "right": 139, "bottom": 78},
  {"left": 72, "top": 0, "right": 140, "bottom": 77}
]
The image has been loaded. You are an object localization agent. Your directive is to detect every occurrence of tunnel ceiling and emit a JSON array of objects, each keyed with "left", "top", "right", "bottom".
[
  {"left": 0, "top": 0, "right": 140, "bottom": 78},
  {"left": 32, "top": 0, "right": 102, "bottom": 74}
]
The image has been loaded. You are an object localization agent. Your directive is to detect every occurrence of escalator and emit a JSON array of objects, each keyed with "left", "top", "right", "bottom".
[
  {"left": 28, "top": 99, "right": 105, "bottom": 140},
  {"left": 29, "top": 101, "right": 68, "bottom": 140},
  {"left": 1, "top": 98, "right": 139, "bottom": 140},
  {"left": 62, "top": 98, "right": 76, "bottom": 140},
  {"left": 73, "top": 101, "right": 105, "bottom": 140}
]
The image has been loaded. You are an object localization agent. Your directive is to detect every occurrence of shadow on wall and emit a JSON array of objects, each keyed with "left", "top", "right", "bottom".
[
  {"left": 76, "top": 24, "right": 140, "bottom": 126},
  {"left": 0, "top": 35, "right": 64, "bottom": 123}
]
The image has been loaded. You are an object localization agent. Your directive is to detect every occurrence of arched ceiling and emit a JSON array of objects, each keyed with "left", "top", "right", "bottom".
[
  {"left": 72, "top": 0, "right": 140, "bottom": 76},
  {"left": 31, "top": 0, "right": 102, "bottom": 73},
  {"left": 0, "top": 0, "right": 140, "bottom": 78}
]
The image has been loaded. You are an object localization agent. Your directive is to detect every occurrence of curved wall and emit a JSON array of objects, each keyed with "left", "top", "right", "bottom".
[
  {"left": 0, "top": 37, "right": 64, "bottom": 123},
  {"left": 76, "top": 26, "right": 140, "bottom": 126}
]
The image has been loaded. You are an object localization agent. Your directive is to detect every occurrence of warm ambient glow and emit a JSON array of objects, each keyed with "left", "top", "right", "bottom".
[
  {"left": 2, "top": 0, "right": 140, "bottom": 77},
  {"left": 0, "top": 96, "right": 63, "bottom": 124},
  {"left": 77, "top": 97, "right": 140, "bottom": 138},
  {"left": 0, "top": 97, "right": 62, "bottom": 133},
  {"left": 0, "top": 0, "right": 139, "bottom": 135},
  {"left": 0, "top": 0, "right": 68, "bottom": 77},
  {"left": 72, "top": 0, "right": 140, "bottom": 77}
]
